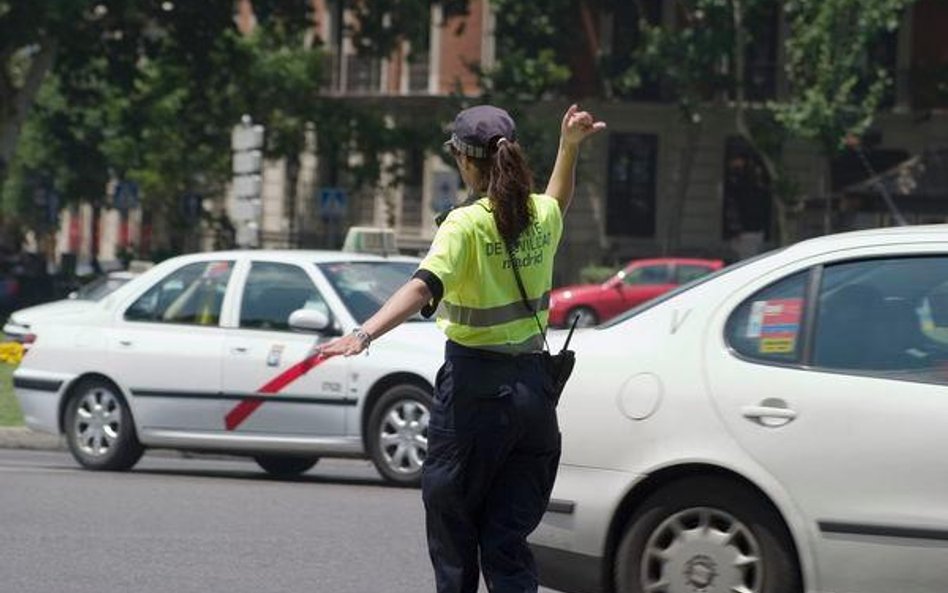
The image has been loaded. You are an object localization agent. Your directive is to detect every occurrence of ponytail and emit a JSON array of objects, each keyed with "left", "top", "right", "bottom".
[{"left": 485, "top": 138, "right": 534, "bottom": 246}]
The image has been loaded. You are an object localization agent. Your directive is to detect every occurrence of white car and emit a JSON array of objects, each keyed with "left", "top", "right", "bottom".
[
  {"left": 3, "top": 271, "right": 140, "bottom": 342},
  {"left": 13, "top": 250, "right": 442, "bottom": 485},
  {"left": 530, "top": 225, "right": 948, "bottom": 593}
]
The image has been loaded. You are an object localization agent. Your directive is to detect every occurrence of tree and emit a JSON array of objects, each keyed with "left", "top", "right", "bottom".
[
  {"left": 3, "top": 0, "right": 469, "bottom": 256},
  {"left": 629, "top": 0, "right": 915, "bottom": 244}
]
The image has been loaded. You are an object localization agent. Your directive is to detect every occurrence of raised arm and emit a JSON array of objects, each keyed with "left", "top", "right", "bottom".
[{"left": 545, "top": 104, "right": 607, "bottom": 213}]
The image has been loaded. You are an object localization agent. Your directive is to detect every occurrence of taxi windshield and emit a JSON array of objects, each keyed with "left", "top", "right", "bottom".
[{"left": 318, "top": 261, "right": 429, "bottom": 324}]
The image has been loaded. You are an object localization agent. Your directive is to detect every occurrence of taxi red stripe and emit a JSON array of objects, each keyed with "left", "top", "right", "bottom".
[{"left": 224, "top": 352, "right": 334, "bottom": 431}]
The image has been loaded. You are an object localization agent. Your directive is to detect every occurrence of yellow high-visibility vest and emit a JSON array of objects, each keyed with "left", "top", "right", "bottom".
[{"left": 417, "top": 193, "right": 563, "bottom": 353}]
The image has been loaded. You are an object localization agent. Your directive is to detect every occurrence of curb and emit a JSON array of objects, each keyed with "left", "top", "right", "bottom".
[{"left": 0, "top": 426, "right": 65, "bottom": 451}]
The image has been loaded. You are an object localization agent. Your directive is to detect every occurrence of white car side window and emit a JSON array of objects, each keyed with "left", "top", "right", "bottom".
[
  {"left": 726, "top": 271, "right": 808, "bottom": 364},
  {"left": 240, "top": 262, "right": 328, "bottom": 331},
  {"left": 125, "top": 261, "right": 234, "bottom": 326},
  {"left": 813, "top": 256, "right": 948, "bottom": 383}
]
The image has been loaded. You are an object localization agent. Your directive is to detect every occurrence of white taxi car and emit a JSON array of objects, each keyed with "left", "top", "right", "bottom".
[
  {"left": 531, "top": 225, "right": 948, "bottom": 593},
  {"left": 13, "top": 250, "right": 443, "bottom": 485}
]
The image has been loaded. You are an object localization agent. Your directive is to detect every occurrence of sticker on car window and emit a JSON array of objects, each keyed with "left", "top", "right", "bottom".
[{"left": 751, "top": 298, "right": 803, "bottom": 354}]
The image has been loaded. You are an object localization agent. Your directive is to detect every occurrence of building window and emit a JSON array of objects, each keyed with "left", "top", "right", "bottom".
[
  {"left": 609, "top": 0, "right": 662, "bottom": 100},
  {"left": 730, "top": 4, "right": 778, "bottom": 101},
  {"left": 722, "top": 136, "right": 772, "bottom": 241},
  {"left": 606, "top": 133, "right": 658, "bottom": 238}
]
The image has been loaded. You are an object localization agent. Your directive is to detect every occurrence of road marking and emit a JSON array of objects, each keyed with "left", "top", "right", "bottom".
[{"left": 224, "top": 352, "right": 336, "bottom": 430}]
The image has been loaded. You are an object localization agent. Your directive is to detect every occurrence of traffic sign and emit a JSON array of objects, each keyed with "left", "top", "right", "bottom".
[
  {"left": 319, "top": 187, "right": 348, "bottom": 221},
  {"left": 113, "top": 180, "right": 140, "bottom": 211},
  {"left": 231, "top": 197, "right": 261, "bottom": 221},
  {"left": 231, "top": 124, "right": 265, "bottom": 152},
  {"left": 233, "top": 174, "right": 262, "bottom": 199},
  {"left": 233, "top": 150, "right": 263, "bottom": 175},
  {"left": 431, "top": 170, "right": 458, "bottom": 213}
]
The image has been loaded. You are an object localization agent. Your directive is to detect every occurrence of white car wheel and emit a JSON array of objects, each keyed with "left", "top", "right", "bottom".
[
  {"left": 64, "top": 378, "right": 143, "bottom": 471},
  {"left": 615, "top": 477, "right": 800, "bottom": 593},
  {"left": 367, "top": 384, "right": 431, "bottom": 486}
]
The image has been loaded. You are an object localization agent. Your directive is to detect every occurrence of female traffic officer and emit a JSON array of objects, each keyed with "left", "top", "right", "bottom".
[{"left": 320, "top": 104, "right": 605, "bottom": 593}]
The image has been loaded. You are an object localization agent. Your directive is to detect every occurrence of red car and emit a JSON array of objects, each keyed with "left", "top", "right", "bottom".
[{"left": 549, "top": 257, "right": 724, "bottom": 327}]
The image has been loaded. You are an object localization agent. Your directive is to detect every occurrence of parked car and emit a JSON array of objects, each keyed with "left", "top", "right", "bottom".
[
  {"left": 3, "top": 271, "right": 140, "bottom": 342},
  {"left": 549, "top": 257, "right": 723, "bottom": 327},
  {"left": 13, "top": 250, "right": 441, "bottom": 485},
  {"left": 530, "top": 225, "right": 948, "bottom": 593}
]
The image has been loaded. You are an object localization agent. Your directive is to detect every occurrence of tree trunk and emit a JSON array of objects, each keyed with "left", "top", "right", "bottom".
[
  {"left": 0, "top": 40, "right": 57, "bottom": 184},
  {"left": 664, "top": 117, "right": 703, "bottom": 254},
  {"left": 284, "top": 153, "right": 301, "bottom": 248}
]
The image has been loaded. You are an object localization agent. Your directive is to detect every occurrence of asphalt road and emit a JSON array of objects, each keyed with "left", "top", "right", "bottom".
[{"left": 0, "top": 449, "right": 561, "bottom": 593}]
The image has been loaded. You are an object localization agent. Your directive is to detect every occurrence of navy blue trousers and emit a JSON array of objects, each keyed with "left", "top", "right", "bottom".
[{"left": 422, "top": 341, "right": 561, "bottom": 593}]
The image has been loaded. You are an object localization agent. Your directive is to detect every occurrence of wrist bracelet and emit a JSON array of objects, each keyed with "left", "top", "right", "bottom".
[{"left": 352, "top": 327, "right": 372, "bottom": 349}]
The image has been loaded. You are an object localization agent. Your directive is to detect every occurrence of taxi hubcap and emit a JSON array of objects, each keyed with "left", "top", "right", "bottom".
[
  {"left": 642, "top": 507, "right": 762, "bottom": 593},
  {"left": 379, "top": 399, "right": 429, "bottom": 474},
  {"left": 73, "top": 388, "right": 122, "bottom": 457}
]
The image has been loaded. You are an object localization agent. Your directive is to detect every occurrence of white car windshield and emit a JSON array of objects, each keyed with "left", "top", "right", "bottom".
[
  {"left": 318, "top": 261, "right": 429, "bottom": 324},
  {"left": 75, "top": 275, "right": 133, "bottom": 301},
  {"left": 599, "top": 249, "right": 784, "bottom": 329}
]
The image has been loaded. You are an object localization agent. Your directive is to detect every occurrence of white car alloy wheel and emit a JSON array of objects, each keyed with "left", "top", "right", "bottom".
[
  {"left": 367, "top": 383, "right": 431, "bottom": 486},
  {"left": 64, "top": 378, "right": 144, "bottom": 471},
  {"left": 74, "top": 387, "right": 122, "bottom": 457},
  {"left": 642, "top": 507, "right": 762, "bottom": 593},
  {"left": 379, "top": 399, "right": 429, "bottom": 474},
  {"left": 615, "top": 477, "right": 800, "bottom": 593}
]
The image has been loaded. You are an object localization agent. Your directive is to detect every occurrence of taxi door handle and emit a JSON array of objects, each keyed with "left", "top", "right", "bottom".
[
  {"left": 118, "top": 339, "right": 133, "bottom": 347},
  {"left": 741, "top": 398, "right": 797, "bottom": 427},
  {"left": 230, "top": 346, "right": 249, "bottom": 354}
]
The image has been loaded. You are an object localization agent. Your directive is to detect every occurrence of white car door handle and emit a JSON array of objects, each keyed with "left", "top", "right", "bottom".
[
  {"left": 741, "top": 401, "right": 797, "bottom": 427},
  {"left": 118, "top": 340, "right": 133, "bottom": 347},
  {"left": 231, "top": 346, "right": 249, "bottom": 354}
]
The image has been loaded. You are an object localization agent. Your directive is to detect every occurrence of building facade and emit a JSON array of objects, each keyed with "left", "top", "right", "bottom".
[{"left": 242, "top": 0, "right": 948, "bottom": 283}]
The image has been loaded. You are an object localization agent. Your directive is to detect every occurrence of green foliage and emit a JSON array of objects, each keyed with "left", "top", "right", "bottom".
[
  {"left": 776, "top": 0, "right": 915, "bottom": 153},
  {"left": 482, "top": 0, "right": 574, "bottom": 100},
  {"left": 0, "top": 363, "right": 22, "bottom": 426}
]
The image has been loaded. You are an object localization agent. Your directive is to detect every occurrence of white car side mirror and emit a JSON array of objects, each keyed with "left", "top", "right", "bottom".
[{"left": 288, "top": 309, "right": 333, "bottom": 333}]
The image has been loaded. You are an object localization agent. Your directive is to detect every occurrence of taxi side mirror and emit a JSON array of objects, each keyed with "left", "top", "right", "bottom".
[{"left": 288, "top": 309, "right": 334, "bottom": 334}]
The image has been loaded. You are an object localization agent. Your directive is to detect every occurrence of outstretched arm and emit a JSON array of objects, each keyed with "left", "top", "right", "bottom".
[
  {"left": 319, "top": 278, "right": 431, "bottom": 357},
  {"left": 545, "top": 104, "right": 607, "bottom": 213}
]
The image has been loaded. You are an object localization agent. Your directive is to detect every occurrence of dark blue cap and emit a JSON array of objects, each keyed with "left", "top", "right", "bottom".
[{"left": 445, "top": 105, "right": 517, "bottom": 159}]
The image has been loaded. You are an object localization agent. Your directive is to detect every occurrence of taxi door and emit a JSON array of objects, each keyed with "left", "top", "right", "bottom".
[
  {"left": 220, "top": 260, "right": 350, "bottom": 437},
  {"left": 113, "top": 259, "right": 235, "bottom": 433}
]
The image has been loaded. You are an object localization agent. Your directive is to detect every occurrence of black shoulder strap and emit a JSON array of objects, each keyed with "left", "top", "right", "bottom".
[{"left": 504, "top": 242, "right": 551, "bottom": 352}]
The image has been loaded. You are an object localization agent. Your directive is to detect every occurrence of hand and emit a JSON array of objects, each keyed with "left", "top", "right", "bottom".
[
  {"left": 560, "top": 104, "right": 607, "bottom": 148},
  {"left": 317, "top": 333, "right": 368, "bottom": 357}
]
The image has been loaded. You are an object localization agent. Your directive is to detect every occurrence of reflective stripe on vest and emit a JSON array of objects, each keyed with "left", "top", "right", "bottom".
[{"left": 441, "top": 292, "right": 550, "bottom": 328}]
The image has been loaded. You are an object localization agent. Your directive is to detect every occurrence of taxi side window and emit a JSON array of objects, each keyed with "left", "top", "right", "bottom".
[
  {"left": 726, "top": 271, "right": 808, "bottom": 364},
  {"left": 125, "top": 261, "right": 234, "bottom": 325},
  {"left": 812, "top": 257, "right": 948, "bottom": 382},
  {"left": 240, "top": 262, "right": 328, "bottom": 331}
]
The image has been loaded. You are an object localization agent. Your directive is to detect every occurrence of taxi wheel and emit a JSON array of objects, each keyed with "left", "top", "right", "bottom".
[
  {"left": 64, "top": 378, "right": 144, "bottom": 471},
  {"left": 367, "top": 383, "right": 431, "bottom": 487},
  {"left": 253, "top": 455, "right": 319, "bottom": 477},
  {"left": 615, "top": 477, "right": 800, "bottom": 593},
  {"left": 568, "top": 306, "right": 599, "bottom": 327}
]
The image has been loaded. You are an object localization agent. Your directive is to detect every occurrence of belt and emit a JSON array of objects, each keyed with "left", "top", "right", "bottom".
[{"left": 445, "top": 340, "right": 543, "bottom": 361}]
